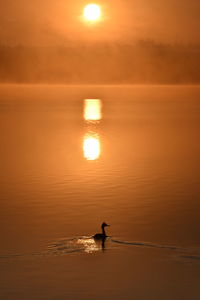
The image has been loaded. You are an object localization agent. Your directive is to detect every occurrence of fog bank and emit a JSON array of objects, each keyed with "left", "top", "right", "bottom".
[{"left": 0, "top": 41, "right": 199, "bottom": 84}]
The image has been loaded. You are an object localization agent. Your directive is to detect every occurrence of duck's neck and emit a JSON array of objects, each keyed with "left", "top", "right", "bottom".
[{"left": 102, "top": 226, "right": 106, "bottom": 236}]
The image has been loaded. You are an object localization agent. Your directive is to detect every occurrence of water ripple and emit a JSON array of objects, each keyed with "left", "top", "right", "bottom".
[{"left": 1, "top": 237, "right": 200, "bottom": 264}]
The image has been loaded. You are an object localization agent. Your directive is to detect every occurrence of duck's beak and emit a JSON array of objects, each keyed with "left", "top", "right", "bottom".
[{"left": 106, "top": 224, "right": 110, "bottom": 227}]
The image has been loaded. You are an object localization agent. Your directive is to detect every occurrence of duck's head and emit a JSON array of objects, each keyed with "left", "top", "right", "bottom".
[{"left": 102, "top": 222, "right": 110, "bottom": 228}]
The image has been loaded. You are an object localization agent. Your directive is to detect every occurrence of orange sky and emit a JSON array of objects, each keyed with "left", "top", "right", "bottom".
[{"left": 0, "top": 0, "right": 200, "bottom": 45}]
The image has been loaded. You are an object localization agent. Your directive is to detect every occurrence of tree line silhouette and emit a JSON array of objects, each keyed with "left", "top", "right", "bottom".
[{"left": 0, "top": 40, "right": 199, "bottom": 84}]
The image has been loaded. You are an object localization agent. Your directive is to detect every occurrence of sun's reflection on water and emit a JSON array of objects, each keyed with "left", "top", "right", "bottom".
[
  {"left": 83, "top": 132, "right": 101, "bottom": 161},
  {"left": 77, "top": 238, "right": 101, "bottom": 253},
  {"left": 84, "top": 99, "right": 102, "bottom": 121},
  {"left": 47, "top": 237, "right": 106, "bottom": 255},
  {"left": 83, "top": 99, "right": 102, "bottom": 161}
]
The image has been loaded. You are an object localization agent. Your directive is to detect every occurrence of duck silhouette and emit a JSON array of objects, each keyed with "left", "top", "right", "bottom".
[{"left": 93, "top": 222, "right": 110, "bottom": 240}]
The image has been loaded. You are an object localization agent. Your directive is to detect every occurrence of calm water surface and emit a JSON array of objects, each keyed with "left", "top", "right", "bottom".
[{"left": 0, "top": 85, "right": 199, "bottom": 300}]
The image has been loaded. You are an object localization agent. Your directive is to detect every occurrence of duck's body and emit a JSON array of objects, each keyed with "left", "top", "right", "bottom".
[
  {"left": 93, "top": 233, "right": 106, "bottom": 239},
  {"left": 93, "top": 222, "right": 110, "bottom": 240}
]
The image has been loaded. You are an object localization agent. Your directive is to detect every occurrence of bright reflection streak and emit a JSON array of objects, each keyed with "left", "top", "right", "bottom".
[
  {"left": 77, "top": 238, "right": 100, "bottom": 253},
  {"left": 84, "top": 99, "right": 102, "bottom": 121},
  {"left": 83, "top": 133, "right": 101, "bottom": 160}
]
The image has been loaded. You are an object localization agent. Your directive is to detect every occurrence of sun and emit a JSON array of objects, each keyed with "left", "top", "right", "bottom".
[{"left": 83, "top": 4, "right": 101, "bottom": 22}]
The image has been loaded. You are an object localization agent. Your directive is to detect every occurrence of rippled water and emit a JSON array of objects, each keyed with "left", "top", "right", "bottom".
[{"left": 0, "top": 85, "right": 200, "bottom": 300}]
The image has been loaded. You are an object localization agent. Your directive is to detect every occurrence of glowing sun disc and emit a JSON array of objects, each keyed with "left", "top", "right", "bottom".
[{"left": 84, "top": 4, "right": 101, "bottom": 21}]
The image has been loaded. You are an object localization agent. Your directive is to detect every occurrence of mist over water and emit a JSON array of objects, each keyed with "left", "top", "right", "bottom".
[{"left": 0, "top": 41, "right": 200, "bottom": 84}]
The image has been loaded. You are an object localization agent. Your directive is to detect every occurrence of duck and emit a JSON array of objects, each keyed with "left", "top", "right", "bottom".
[{"left": 93, "top": 222, "right": 110, "bottom": 240}]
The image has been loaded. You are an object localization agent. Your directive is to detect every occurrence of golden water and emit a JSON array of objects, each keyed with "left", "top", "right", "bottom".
[{"left": 0, "top": 85, "right": 199, "bottom": 300}]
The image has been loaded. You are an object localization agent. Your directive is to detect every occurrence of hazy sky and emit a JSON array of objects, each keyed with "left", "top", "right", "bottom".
[{"left": 0, "top": 0, "right": 200, "bottom": 45}]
